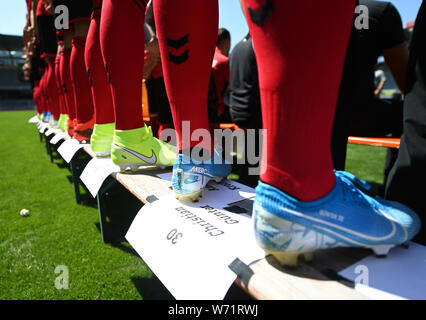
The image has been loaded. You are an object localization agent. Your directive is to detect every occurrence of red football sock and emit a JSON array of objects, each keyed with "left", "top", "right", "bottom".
[
  {"left": 61, "top": 48, "right": 76, "bottom": 120},
  {"left": 243, "top": 0, "right": 355, "bottom": 201},
  {"left": 33, "top": 82, "right": 43, "bottom": 114},
  {"left": 58, "top": 50, "right": 68, "bottom": 116},
  {"left": 154, "top": 0, "right": 218, "bottom": 153},
  {"left": 55, "top": 55, "right": 67, "bottom": 115},
  {"left": 71, "top": 36, "right": 94, "bottom": 123},
  {"left": 100, "top": 0, "right": 147, "bottom": 130},
  {"left": 39, "top": 75, "right": 46, "bottom": 114},
  {"left": 46, "top": 58, "right": 61, "bottom": 120},
  {"left": 86, "top": 0, "right": 115, "bottom": 125},
  {"left": 41, "top": 71, "right": 49, "bottom": 114}
]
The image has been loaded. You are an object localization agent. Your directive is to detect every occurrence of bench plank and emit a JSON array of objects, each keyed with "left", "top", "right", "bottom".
[
  {"left": 348, "top": 137, "right": 400, "bottom": 149},
  {"left": 80, "top": 145, "right": 369, "bottom": 300}
]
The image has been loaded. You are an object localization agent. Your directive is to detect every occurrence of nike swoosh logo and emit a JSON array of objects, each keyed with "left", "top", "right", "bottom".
[
  {"left": 269, "top": 206, "right": 399, "bottom": 244},
  {"left": 248, "top": 0, "right": 273, "bottom": 27},
  {"left": 115, "top": 145, "right": 157, "bottom": 165}
]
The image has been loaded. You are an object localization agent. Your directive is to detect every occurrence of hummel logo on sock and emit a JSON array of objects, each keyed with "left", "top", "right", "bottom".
[
  {"left": 169, "top": 50, "right": 189, "bottom": 65},
  {"left": 166, "top": 34, "right": 190, "bottom": 65},
  {"left": 249, "top": 0, "right": 273, "bottom": 27},
  {"left": 166, "top": 34, "right": 189, "bottom": 49}
]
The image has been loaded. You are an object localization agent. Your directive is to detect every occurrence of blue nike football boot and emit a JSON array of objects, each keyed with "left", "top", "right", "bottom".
[
  {"left": 253, "top": 170, "right": 421, "bottom": 265},
  {"left": 172, "top": 147, "right": 232, "bottom": 202}
]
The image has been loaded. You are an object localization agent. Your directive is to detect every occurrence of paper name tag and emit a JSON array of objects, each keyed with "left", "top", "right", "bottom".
[
  {"left": 156, "top": 172, "right": 256, "bottom": 210},
  {"left": 339, "top": 242, "right": 426, "bottom": 300},
  {"left": 50, "top": 132, "right": 69, "bottom": 145},
  {"left": 28, "top": 115, "right": 39, "bottom": 123},
  {"left": 57, "top": 139, "right": 85, "bottom": 163},
  {"left": 80, "top": 157, "right": 120, "bottom": 197},
  {"left": 126, "top": 195, "right": 265, "bottom": 300},
  {"left": 39, "top": 123, "right": 49, "bottom": 133},
  {"left": 45, "top": 128, "right": 58, "bottom": 137}
]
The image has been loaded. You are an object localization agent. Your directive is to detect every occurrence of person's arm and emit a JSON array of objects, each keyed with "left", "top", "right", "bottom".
[
  {"left": 375, "top": 80, "right": 385, "bottom": 96},
  {"left": 145, "top": 1, "right": 156, "bottom": 34},
  {"left": 43, "top": 0, "right": 53, "bottom": 14},
  {"left": 143, "top": 36, "right": 161, "bottom": 80},
  {"left": 25, "top": 1, "right": 38, "bottom": 57},
  {"left": 382, "top": 42, "right": 409, "bottom": 94},
  {"left": 32, "top": 0, "right": 39, "bottom": 41},
  {"left": 31, "top": 0, "right": 38, "bottom": 30}
]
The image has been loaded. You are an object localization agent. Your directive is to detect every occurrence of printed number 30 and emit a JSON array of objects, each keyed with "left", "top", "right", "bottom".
[{"left": 167, "top": 228, "right": 183, "bottom": 244}]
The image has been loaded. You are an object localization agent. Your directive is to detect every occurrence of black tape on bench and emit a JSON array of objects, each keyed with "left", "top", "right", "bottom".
[
  {"left": 229, "top": 258, "right": 254, "bottom": 287},
  {"left": 146, "top": 195, "right": 159, "bottom": 203},
  {"left": 321, "top": 268, "right": 355, "bottom": 289}
]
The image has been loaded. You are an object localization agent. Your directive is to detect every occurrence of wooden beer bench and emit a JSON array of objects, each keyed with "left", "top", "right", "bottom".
[
  {"left": 36, "top": 121, "right": 401, "bottom": 300},
  {"left": 66, "top": 144, "right": 370, "bottom": 300}
]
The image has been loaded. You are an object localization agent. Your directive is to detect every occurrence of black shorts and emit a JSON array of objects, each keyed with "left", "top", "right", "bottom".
[
  {"left": 52, "top": 0, "right": 93, "bottom": 30},
  {"left": 146, "top": 77, "right": 174, "bottom": 124},
  {"left": 37, "top": 15, "right": 58, "bottom": 56},
  {"left": 30, "top": 46, "right": 42, "bottom": 83}
]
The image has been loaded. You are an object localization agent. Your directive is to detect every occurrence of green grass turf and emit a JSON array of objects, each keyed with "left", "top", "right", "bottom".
[
  {"left": 345, "top": 142, "right": 387, "bottom": 195},
  {"left": 0, "top": 110, "right": 173, "bottom": 300},
  {"left": 0, "top": 110, "right": 389, "bottom": 300}
]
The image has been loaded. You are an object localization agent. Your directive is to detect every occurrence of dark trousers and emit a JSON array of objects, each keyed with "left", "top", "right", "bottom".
[
  {"left": 385, "top": 1, "right": 426, "bottom": 245},
  {"left": 145, "top": 77, "right": 173, "bottom": 124},
  {"left": 331, "top": 98, "right": 403, "bottom": 174},
  {"left": 232, "top": 128, "right": 262, "bottom": 189}
]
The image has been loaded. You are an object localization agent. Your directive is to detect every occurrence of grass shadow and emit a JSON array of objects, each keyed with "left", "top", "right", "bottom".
[
  {"left": 53, "top": 158, "right": 69, "bottom": 169},
  {"left": 107, "top": 239, "right": 141, "bottom": 258},
  {"left": 79, "top": 192, "right": 98, "bottom": 208}
]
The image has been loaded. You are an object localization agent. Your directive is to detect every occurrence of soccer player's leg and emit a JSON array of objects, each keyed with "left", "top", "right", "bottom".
[
  {"left": 154, "top": 0, "right": 231, "bottom": 202},
  {"left": 100, "top": 0, "right": 176, "bottom": 171},
  {"left": 243, "top": 0, "right": 420, "bottom": 265},
  {"left": 86, "top": 0, "right": 115, "bottom": 157},
  {"left": 69, "top": 1, "right": 95, "bottom": 142}
]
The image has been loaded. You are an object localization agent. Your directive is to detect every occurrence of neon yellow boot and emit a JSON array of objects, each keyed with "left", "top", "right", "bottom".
[
  {"left": 90, "top": 123, "right": 114, "bottom": 157},
  {"left": 57, "top": 114, "right": 69, "bottom": 132},
  {"left": 111, "top": 124, "right": 176, "bottom": 172}
]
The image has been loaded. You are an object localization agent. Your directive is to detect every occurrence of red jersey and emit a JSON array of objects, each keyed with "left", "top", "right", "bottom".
[
  {"left": 36, "top": 0, "right": 52, "bottom": 17},
  {"left": 211, "top": 47, "right": 230, "bottom": 115}
]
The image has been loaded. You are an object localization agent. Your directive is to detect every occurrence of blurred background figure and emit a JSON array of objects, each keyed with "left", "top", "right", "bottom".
[
  {"left": 228, "top": 33, "right": 261, "bottom": 130},
  {"left": 143, "top": 4, "right": 174, "bottom": 140},
  {"left": 227, "top": 32, "right": 261, "bottom": 187},
  {"left": 208, "top": 28, "right": 231, "bottom": 127},
  {"left": 374, "top": 68, "right": 387, "bottom": 97},
  {"left": 385, "top": 0, "right": 426, "bottom": 245},
  {"left": 331, "top": 0, "right": 409, "bottom": 192}
]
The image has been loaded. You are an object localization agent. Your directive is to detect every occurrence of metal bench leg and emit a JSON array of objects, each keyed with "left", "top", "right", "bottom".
[
  {"left": 70, "top": 148, "right": 91, "bottom": 204},
  {"left": 97, "top": 176, "right": 143, "bottom": 244}
]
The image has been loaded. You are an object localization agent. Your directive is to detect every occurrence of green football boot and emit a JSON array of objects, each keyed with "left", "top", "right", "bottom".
[
  {"left": 111, "top": 124, "right": 177, "bottom": 172},
  {"left": 90, "top": 123, "right": 114, "bottom": 157},
  {"left": 57, "top": 114, "right": 69, "bottom": 132}
]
